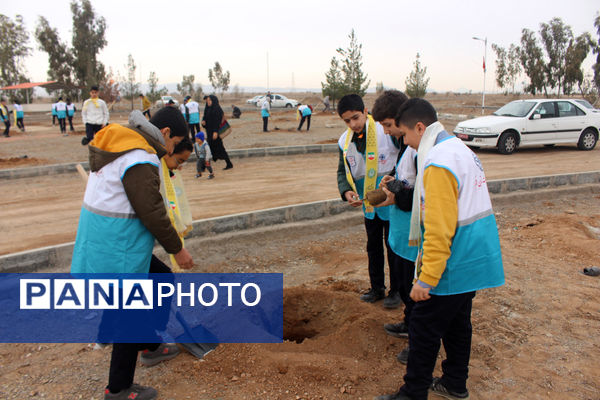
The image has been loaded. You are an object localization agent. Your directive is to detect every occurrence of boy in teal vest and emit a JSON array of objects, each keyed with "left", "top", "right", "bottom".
[
  {"left": 336, "top": 94, "right": 402, "bottom": 308},
  {"left": 375, "top": 99, "right": 504, "bottom": 400},
  {"left": 372, "top": 90, "right": 418, "bottom": 363}
]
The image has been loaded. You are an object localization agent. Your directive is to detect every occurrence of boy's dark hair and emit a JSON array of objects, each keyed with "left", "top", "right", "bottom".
[
  {"left": 150, "top": 106, "right": 189, "bottom": 138},
  {"left": 337, "top": 94, "right": 365, "bottom": 116},
  {"left": 372, "top": 90, "right": 409, "bottom": 122},
  {"left": 138, "top": 94, "right": 143, "bottom": 97},
  {"left": 90, "top": 86, "right": 99, "bottom": 91},
  {"left": 173, "top": 137, "right": 193, "bottom": 154},
  {"left": 395, "top": 98, "right": 438, "bottom": 128}
]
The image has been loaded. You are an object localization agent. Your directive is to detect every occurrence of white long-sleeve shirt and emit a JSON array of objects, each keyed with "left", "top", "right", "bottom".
[{"left": 82, "top": 98, "right": 109, "bottom": 125}]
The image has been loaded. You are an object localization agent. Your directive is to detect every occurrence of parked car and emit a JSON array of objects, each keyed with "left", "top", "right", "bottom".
[
  {"left": 454, "top": 99, "right": 600, "bottom": 154},
  {"left": 574, "top": 99, "right": 600, "bottom": 113},
  {"left": 254, "top": 94, "right": 299, "bottom": 108},
  {"left": 246, "top": 95, "right": 262, "bottom": 104},
  {"left": 155, "top": 95, "right": 179, "bottom": 108}
]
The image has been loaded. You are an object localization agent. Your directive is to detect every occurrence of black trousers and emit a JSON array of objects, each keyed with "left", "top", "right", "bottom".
[
  {"left": 196, "top": 158, "right": 213, "bottom": 174},
  {"left": 85, "top": 123, "right": 103, "bottom": 141},
  {"left": 16, "top": 118, "right": 25, "bottom": 131},
  {"left": 107, "top": 255, "right": 172, "bottom": 393},
  {"left": 298, "top": 115, "right": 311, "bottom": 131},
  {"left": 363, "top": 215, "right": 396, "bottom": 292},
  {"left": 189, "top": 123, "right": 200, "bottom": 138},
  {"left": 67, "top": 116, "right": 74, "bottom": 131},
  {"left": 262, "top": 116, "right": 268, "bottom": 132},
  {"left": 58, "top": 118, "right": 66, "bottom": 133},
  {"left": 400, "top": 291, "right": 476, "bottom": 400},
  {"left": 143, "top": 109, "right": 151, "bottom": 119},
  {"left": 3, "top": 120, "right": 9, "bottom": 136},
  {"left": 52, "top": 115, "right": 56, "bottom": 125},
  {"left": 390, "top": 252, "right": 415, "bottom": 324}
]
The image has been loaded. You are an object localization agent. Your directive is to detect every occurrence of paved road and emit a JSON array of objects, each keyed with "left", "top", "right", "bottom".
[{"left": 1, "top": 145, "right": 599, "bottom": 255}]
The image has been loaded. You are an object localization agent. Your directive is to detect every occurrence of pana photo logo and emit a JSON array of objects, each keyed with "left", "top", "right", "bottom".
[{"left": 20, "top": 278, "right": 262, "bottom": 310}]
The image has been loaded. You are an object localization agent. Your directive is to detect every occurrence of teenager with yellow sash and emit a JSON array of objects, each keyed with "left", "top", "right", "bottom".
[
  {"left": 336, "top": 94, "right": 401, "bottom": 307},
  {"left": 159, "top": 139, "right": 194, "bottom": 270}
]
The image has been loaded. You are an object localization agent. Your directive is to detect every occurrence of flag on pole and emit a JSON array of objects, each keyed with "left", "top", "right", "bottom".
[{"left": 483, "top": 57, "right": 486, "bottom": 72}]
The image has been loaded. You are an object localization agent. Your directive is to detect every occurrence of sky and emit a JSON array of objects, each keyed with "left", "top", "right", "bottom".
[{"left": 3, "top": 0, "right": 599, "bottom": 93}]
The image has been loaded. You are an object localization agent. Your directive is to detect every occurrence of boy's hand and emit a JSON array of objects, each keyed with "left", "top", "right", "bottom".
[
  {"left": 410, "top": 284, "right": 431, "bottom": 302},
  {"left": 379, "top": 175, "right": 394, "bottom": 189},
  {"left": 201, "top": 120, "right": 206, "bottom": 126},
  {"left": 205, "top": 161, "right": 210, "bottom": 167},
  {"left": 213, "top": 132, "right": 218, "bottom": 140},
  {"left": 344, "top": 191, "right": 363, "bottom": 207},
  {"left": 374, "top": 186, "right": 395, "bottom": 207},
  {"left": 174, "top": 248, "right": 194, "bottom": 270}
]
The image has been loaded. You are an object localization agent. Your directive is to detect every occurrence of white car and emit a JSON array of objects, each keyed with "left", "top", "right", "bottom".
[
  {"left": 454, "top": 99, "right": 600, "bottom": 154},
  {"left": 155, "top": 95, "right": 179, "bottom": 108},
  {"left": 255, "top": 94, "right": 299, "bottom": 108},
  {"left": 246, "top": 95, "right": 262, "bottom": 104}
]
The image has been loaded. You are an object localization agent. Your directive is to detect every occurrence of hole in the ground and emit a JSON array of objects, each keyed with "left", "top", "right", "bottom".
[{"left": 282, "top": 287, "right": 354, "bottom": 344}]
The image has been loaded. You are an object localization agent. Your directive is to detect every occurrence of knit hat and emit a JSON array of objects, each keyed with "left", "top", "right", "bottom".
[{"left": 195, "top": 131, "right": 205, "bottom": 141}]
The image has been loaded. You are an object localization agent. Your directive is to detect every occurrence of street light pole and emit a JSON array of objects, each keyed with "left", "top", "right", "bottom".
[{"left": 473, "top": 36, "right": 487, "bottom": 115}]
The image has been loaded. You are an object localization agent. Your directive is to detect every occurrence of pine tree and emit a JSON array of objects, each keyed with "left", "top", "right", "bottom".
[
  {"left": 321, "top": 57, "right": 344, "bottom": 108},
  {"left": 336, "top": 29, "right": 370, "bottom": 96},
  {"left": 405, "top": 53, "right": 429, "bottom": 98}
]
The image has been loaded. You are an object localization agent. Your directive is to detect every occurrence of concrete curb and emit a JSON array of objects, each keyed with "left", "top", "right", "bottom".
[
  {"left": 1, "top": 171, "right": 598, "bottom": 272},
  {"left": 0, "top": 144, "right": 339, "bottom": 180}
]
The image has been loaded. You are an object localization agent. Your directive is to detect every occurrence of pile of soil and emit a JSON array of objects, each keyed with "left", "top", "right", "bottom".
[{"left": 0, "top": 156, "right": 46, "bottom": 168}]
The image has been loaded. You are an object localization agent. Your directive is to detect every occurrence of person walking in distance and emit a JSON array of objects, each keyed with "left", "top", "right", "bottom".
[
  {"left": 13, "top": 100, "right": 25, "bottom": 132},
  {"left": 66, "top": 99, "right": 76, "bottom": 132},
  {"left": 81, "top": 86, "right": 109, "bottom": 145}
]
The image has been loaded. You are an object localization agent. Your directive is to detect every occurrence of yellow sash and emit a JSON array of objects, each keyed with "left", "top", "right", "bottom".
[
  {"left": 160, "top": 158, "right": 193, "bottom": 270},
  {"left": 342, "top": 114, "right": 378, "bottom": 214}
]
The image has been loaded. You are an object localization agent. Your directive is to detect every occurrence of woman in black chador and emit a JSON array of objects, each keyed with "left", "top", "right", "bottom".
[{"left": 202, "top": 95, "right": 233, "bottom": 170}]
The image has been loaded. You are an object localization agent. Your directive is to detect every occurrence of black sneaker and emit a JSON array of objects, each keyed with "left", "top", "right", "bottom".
[
  {"left": 223, "top": 165, "right": 233, "bottom": 170},
  {"left": 140, "top": 343, "right": 180, "bottom": 367},
  {"left": 396, "top": 346, "right": 409, "bottom": 364},
  {"left": 360, "top": 288, "right": 385, "bottom": 303},
  {"left": 373, "top": 390, "right": 412, "bottom": 400},
  {"left": 81, "top": 137, "right": 90, "bottom": 145},
  {"left": 383, "top": 291, "right": 402, "bottom": 309},
  {"left": 384, "top": 322, "right": 409, "bottom": 338},
  {"left": 429, "top": 377, "right": 469, "bottom": 399},
  {"left": 104, "top": 383, "right": 157, "bottom": 400}
]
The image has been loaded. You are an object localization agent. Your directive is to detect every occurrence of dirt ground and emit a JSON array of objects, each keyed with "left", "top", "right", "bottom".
[
  {"left": 0, "top": 93, "right": 599, "bottom": 399},
  {"left": 0, "top": 189, "right": 599, "bottom": 400}
]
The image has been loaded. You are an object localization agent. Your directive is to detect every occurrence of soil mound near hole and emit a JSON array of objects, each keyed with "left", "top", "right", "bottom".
[
  {"left": 179, "top": 286, "right": 402, "bottom": 398},
  {"left": 0, "top": 156, "right": 47, "bottom": 167}
]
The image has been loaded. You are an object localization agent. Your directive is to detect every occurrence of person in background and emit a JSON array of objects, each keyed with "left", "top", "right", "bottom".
[
  {"left": 55, "top": 97, "right": 68, "bottom": 136},
  {"left": 66, "top": 99, "right": 76, "bottom": 132},
  {"left": 193, "top": 131, "right": 214, "bottom": 179},
  {"left": 185, "top": 96, "right": 201, "bottom": 138},
  {"left": 139, "top": 94, "right": 152, "bottom": 119},
  {"left": 323, "top": 95, "right": 331, "bottom": 112},
  {"left": 51, "top": 101, "right": 57, "bottom": 125},
  {"left": 81, "top": 85, "right": 109, "bottom": 145},
  {"left": 1, "top": 98, "right": 10, "bottom": 137},
  {"left": 261, "top": 96, "right": 270, "bottom": 132},
  {"left": 231, "top": 104, "right": 242, "bottom": 119},
  {"left": 13, "top": 100, "right": 25, "bottom": 132},
  {"left": 297, "top": 103, "right": 312, "bottom": 132},
  {"left": 202, "top": 95, "right": 233, "bottom": 170}
]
